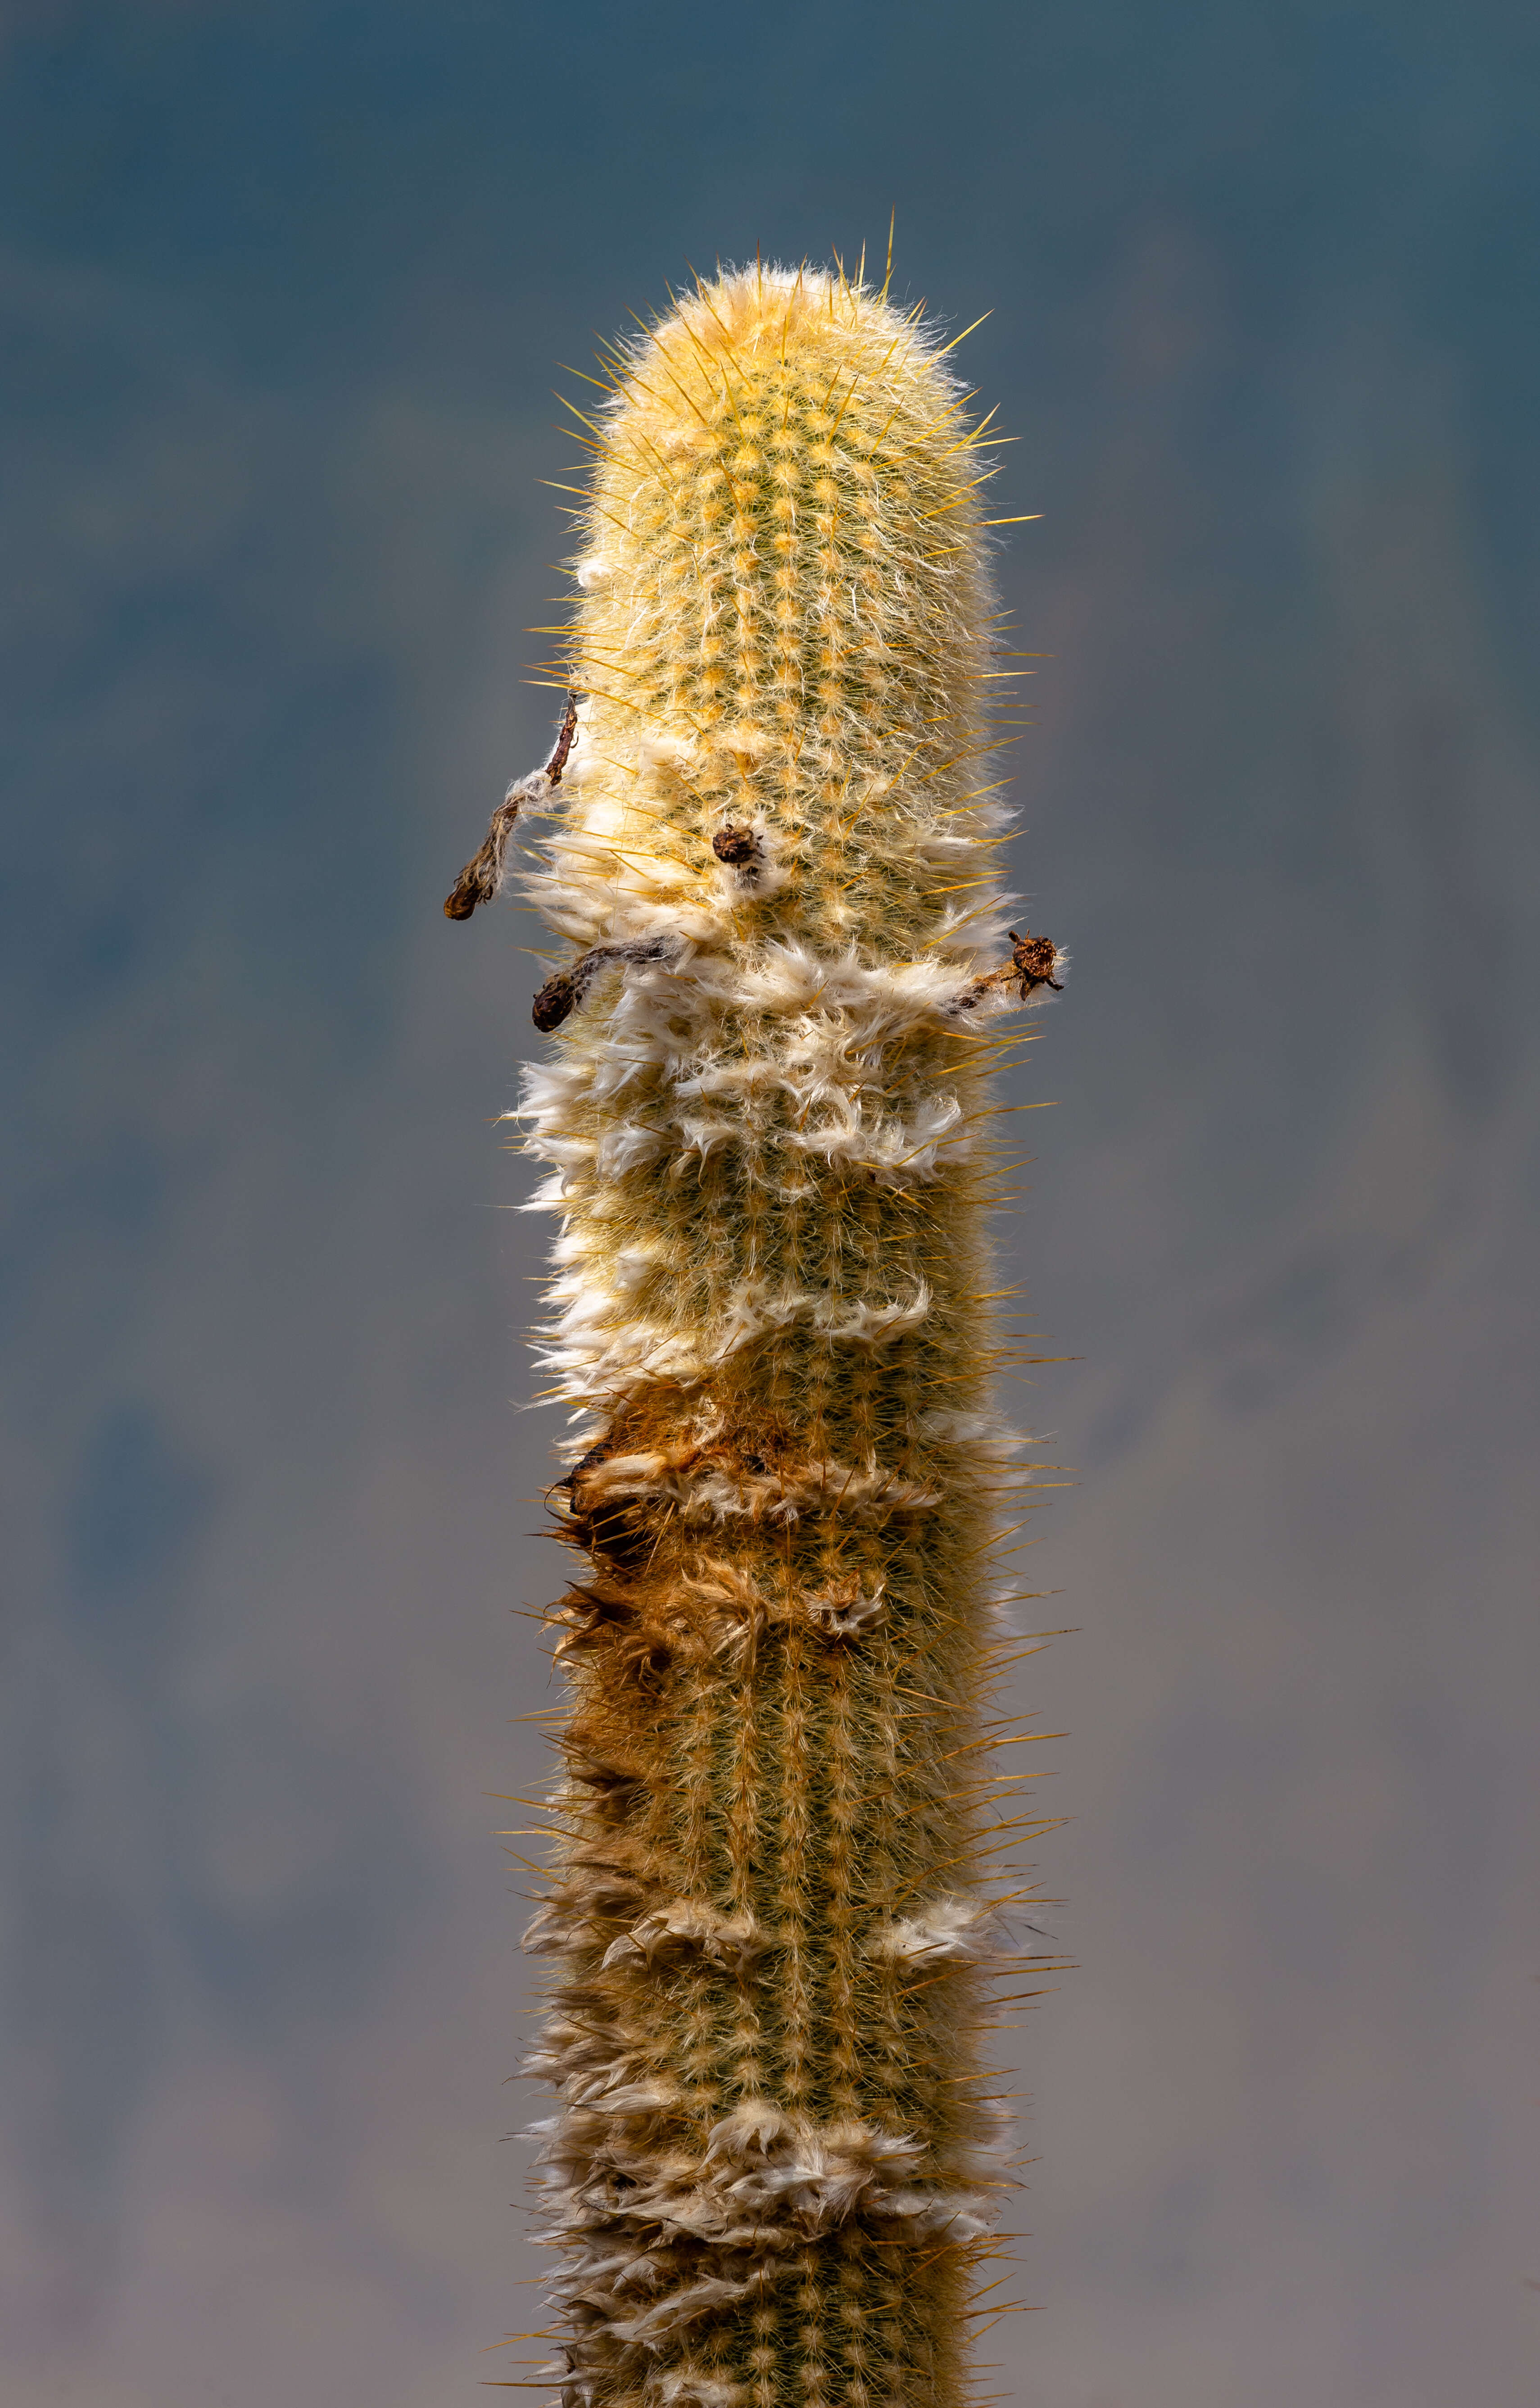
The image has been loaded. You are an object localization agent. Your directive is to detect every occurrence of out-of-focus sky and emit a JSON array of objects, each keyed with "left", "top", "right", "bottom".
[{"left": 3, "top": 6, "right": 1537, "bottom": 2404}]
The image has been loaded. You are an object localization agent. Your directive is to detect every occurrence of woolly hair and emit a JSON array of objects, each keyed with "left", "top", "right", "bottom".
[{"left": 498, "top": 262, "right": 1064, "bottom": 2408}]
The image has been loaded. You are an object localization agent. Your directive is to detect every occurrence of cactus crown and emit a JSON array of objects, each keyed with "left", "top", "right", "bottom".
[
  {"left": 531, "top": 265, "right": 1006, "bottom": 965},
  {"left": 505, "top": 262, "right": 1063, "bottom": 2408}
]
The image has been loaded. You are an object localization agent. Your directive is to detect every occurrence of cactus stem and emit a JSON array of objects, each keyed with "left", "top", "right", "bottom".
[{"left": 469, "top": 260, "right": 1068, "bottom": 2408}]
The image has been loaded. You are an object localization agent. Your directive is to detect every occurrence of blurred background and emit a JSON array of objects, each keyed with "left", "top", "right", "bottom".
[{"left": 3, "top": 5, "right": 1537, "bottom": 2403}]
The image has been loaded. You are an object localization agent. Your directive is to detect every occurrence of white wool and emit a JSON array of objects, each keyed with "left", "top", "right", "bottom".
[
  {"left": 571, "top": 1449, "right": 941, "bottom": 1530},
  {"left": 604, "top": 1242, "right": 664, "bottom": 1297},
  {"left": 919, "top": 1407, "right": 1025, "bottom": 1449},
  {"left": 537, "top": 1279, "right": 932, "bottom": 1408},
  {"left": 868, "top": 1895, "right": 998, "bottom": 1967},
  {"left": 782, "top": 1090, "right": 972, "bottom": 1183},
  {"left": 525, "top": 2088, "right": 1003, "bottom": 2371},
  {"left": 596, "top": 1119, "right": 670, "bottom": 1178},
  {"left": 668, "top": 1113, "right": 740, "bottom": 1170},
  {"left": 516, "top": 1168, "right": 571, "bottom": 1213},
  {"left": 653, "top": 2374, "right": 744, "bottom": 2408},
  {"left": 601, "top": 1899, "right": 770, "bottom": 1975},
  {"left": 703, "top": 2099, "right": 793, "bottom": 2163},
  {"left": 510, "top": 939, "right": 1039, "bottom": 1095},
  {"left": 610, "top": 2276, "right": 762, "bottom": 2349},
  {"left": 571, "top": 2079, "right": 686, "bottom": 2123},
  {"left": 805, "top": 1578, "right": 886, "bottom": 1637},
  {"left": 634, "top": 729, "right": 698, "bottom": 774},
  {"left": 811, "top": 1281, "right": 931, "bottom": 1344},
  {"left": 509, "top": 933, "right": 1065, "bottom": 1212}
]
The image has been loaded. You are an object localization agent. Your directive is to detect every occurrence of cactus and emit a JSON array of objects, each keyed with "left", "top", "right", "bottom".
[{"left": 481, "top": 262, "right": 1064, "bottom": 2408}]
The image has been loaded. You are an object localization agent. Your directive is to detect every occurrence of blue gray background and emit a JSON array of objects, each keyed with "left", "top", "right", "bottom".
[{"left": 3, "top": 5, "right": 1537, "bottom": 2403}]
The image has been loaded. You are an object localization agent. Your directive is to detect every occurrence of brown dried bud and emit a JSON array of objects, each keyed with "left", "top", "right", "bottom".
[
  {"left": 545, "top": 691, "right": 579, "bottom": 787},
  {"left": 529, "top": 934, "right": 678, "bottom": 1036},
  {"left": 711, "top": 824, "right": 759, "bottom": 868},
  {"left": 532, "top": 972, "right": 580, "bottom": 1032},
  {"left": 444, "top": 795, "right": 522, "bottom": 921},
  {"left": 1007, "top": 929, "right": 1063, "bottom": 996},
  {"left": 443, "top": 846, "right": 496, "bottom": 919}
]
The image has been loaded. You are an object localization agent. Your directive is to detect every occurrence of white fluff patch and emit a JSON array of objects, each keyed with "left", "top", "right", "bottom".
[
  {"left": 602, "top": 1899, "right": 771, "bottom": 1976},
  {"left": 522, "top": 1860, "right": 648, "bottom": 1958},
  {"left": 532, "top": 2093, "right": 996, "bottom": 2361},
  {"left": 868, "top": 1895, "right": 998, "bottom": 1968},
  {"left": 782, "top": 1090, "right": 973, "bottom": 1183},
  {"left": 653, "top": 2373, "right": 744, "bottom": 2408},
  {"left": 702, "top": 2097, "right": 794, "bottom": 2163},
  {"left": 805, "top": 1577, "right": 887, "bottom": 1637},
  {"left": 635, "top": 729, "right": 698, "bottom": 775},
  {"left": 919, "top": 1407, "right": 1022, "bottom": 1448},
  {"left": 513, "top": 936, "right": 1025, "bottom": 1060},
  {"left": 510, "top": 930, "right": 1061, "bottom": 1212},
  {"left": 571, "top": 1447, "right": 941, "bottom": 1529},
  {"left": 536, "top": 1278, "right": 931, "bottom": 1408}
]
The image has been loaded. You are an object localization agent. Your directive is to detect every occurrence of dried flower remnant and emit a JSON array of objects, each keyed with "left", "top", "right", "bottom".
[
  {"left": 443, "top": 691, "right": 580, "bottom": 921},
  {"left": 711, "top": 826, "right": 759, "bottom": 867},
  {"left": 1006, "top": 930, "right": 1063, "bottom": 997}
]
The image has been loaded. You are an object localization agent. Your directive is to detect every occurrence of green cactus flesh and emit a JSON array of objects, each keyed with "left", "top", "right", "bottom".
[{"left": 511, "top": 264, "right": 1062, "bottom": 2408}]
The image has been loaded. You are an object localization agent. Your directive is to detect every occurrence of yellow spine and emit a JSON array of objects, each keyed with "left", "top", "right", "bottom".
[{"left": 512, "top": 263, "right": 1063, "bottom": 2408}]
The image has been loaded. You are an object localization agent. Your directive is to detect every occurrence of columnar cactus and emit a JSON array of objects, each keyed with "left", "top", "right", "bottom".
[{"left": 466, "top": 262, "right": 1064, "bottom": 2408}]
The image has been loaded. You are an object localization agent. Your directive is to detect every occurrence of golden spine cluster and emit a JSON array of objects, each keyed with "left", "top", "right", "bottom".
[{"left": 497, "top": 263, "right": 1064, "bottom": 2408}]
